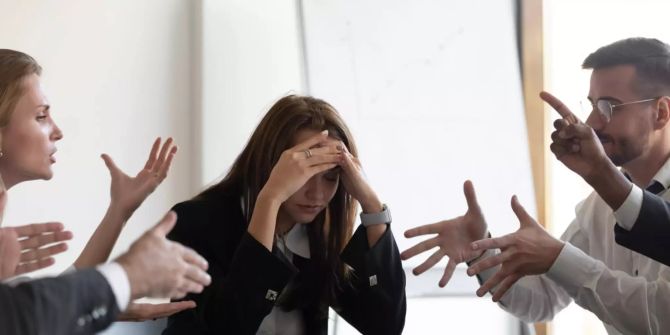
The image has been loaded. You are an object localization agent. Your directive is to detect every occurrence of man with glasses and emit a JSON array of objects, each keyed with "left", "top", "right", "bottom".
[
  {"left": 402, "top": 37, "right": 670, "bottom": 335},
  {"left": 571, "top": 92, "right": 670, "bottom": 266}
]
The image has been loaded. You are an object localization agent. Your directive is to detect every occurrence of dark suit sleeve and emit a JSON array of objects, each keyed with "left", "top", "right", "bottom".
[
  {"left": 0, "top": 268, "right": 120, "bottom": 335},
  {"left": 335, "top": 225, "right": 407, "bottom": 335},
  {"left": 615, "top": 190, "right": 670, "bottom": 266},
  {"left": 166, "top": 202, "right": 297, "bottom": 334}
]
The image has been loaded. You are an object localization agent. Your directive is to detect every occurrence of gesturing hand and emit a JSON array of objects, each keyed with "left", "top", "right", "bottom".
[
  {"left": 541, "top": 91, "right": 612, "bottom": 180},
  {"left": 467, "top": 195, "right": 564, "bottom": 302},
  {"left": 0, "top": 222, "right": 73, "bottom": 279},
  {"left": 261, "top": 130, "right": 342, "bottom": 203},
  {"left": 102, "top": 137, "right": 177, "bottom": 216},
  {"left": 13, "top": 222, "right": 73, "bottom": 276},
  {"left": 115, "top": 211, "right": 211, "bottom": 300},
  {"left": 401, "top": 181, "right": 488, "bottom": 287},
  {"left": 117, "top": 300, "right": 196, "bottom": 322}
]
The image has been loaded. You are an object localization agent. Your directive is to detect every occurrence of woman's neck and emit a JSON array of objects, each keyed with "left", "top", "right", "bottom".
[{"left": 0, "top": 167, "right": 19, "bottom": 190}]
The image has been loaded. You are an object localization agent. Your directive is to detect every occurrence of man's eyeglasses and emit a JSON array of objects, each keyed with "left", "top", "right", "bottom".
[{"left": 580, "top": 97, "right": 660, "bottom": 123}]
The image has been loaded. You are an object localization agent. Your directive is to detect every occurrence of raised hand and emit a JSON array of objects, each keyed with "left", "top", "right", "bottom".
[
  {"left": 117, "top": 300, "right": 196, "bottom": 322},
  {"left": 466, "top": 195, "right": 564, "bottom": 302},
  {"left": 115, "top": 211, "right": 211, "bottom": 300},
  {"left": 541, "top": 91, "right": 612, "bottom": 179},
  {"left": 337, "top": 142, "right": 382, "bottom": 212},
  {"left": 260, "top": 130, "right": 342, "bottom": 203},
  {"left": 542, "top": 91, "right": 630, "bottom": 208},
  {"left": 102, "top": 137, "right": 177, "bottom": 216},
  {"left": 401, "top": 180, "right": 488, "bottom": 287}
]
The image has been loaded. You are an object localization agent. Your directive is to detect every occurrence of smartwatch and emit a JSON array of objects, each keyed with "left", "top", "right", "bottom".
[{"left": 360, "top": 204, "right": 392, "bottom": 227}]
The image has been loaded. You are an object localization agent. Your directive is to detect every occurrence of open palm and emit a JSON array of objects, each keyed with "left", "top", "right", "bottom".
[
  {"left": 102, "top": 137, "right": 177, "bottom": 216},
  {"left": 401, "top": 180, "right": 488, "bottom": 287}
]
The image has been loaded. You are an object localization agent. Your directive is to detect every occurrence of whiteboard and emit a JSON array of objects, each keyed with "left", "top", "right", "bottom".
[{"left": 301, "top": 0, "right": 535, "bottom": 264}]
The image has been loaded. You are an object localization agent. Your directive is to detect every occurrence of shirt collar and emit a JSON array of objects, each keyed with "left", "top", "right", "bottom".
[
  {"left": 241, "top": 196, "right": 311, "bottom": 259},
  {"left": 652, "top": 156, "right": 670, "bottom": 190},
  {"left": 283, "top": 223, "right": 311, "bottom": 259},
  {"left": 623, "top": 155, "right": 670, "bottom": 190}
]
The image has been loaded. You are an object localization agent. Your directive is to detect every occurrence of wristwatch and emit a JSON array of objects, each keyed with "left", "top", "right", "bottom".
[{"left": 360, "top": 204, "right": 392, "bottom": 227}]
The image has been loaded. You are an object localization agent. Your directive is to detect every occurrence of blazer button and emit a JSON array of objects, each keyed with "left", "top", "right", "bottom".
[
  {"left": 369, "top": 275, "right": 378, "bottom": 287},
  {"left": 265, "top": 289, "right": 278, "bottom": 302},
  {"left": 77, "top": 317, "right": 86, "bottom": 327}
]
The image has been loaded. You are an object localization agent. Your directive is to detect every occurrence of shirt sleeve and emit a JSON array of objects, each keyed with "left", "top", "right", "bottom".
[
  {"left": 545, "top": 242, "right": 670, "bottom": 334},
  {"left": 613, "top": 184, "right": 643, "bottom": 230},
  {"left": 96, "top": 262, "right": 131, "bottom": 312}
]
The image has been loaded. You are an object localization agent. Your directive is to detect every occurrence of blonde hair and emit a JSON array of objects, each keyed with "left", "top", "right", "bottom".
[{"left": 0, "top": 49, "right": 42, "bottom": 127}]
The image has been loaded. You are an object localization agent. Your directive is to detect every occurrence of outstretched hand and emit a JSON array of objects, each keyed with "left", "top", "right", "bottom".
[
  {"left": 102, "top": 137, "right": 177, "bottom": 216},
  {"left": 401, "top": 181, "right": 488, "bottom": 287},
  {"left": 467, "top": 195, "right": 563, "bottom": 302},
  {"left": 116, "top": 211, "right": 211, "bottom": 300}
]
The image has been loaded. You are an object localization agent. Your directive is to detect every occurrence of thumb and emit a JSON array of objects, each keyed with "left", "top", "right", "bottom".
[
  {"left": 101, "top": 154, "right": 120, "bottom": 176},
  {"left": 463, "top": 180, "right": 481, "bottom": 212},
  {"left": 151, "top": 211, "right": 177, "bottom": 237},
  {"left": 510, "top": 195, "right": 533, "bottom": 227}
]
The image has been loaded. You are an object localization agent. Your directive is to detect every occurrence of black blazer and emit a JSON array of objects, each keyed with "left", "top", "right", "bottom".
[
  {"left": 0, "top": 268, "right": 119, "bottom": 335},
  {"left": 163, "top": 189, "right": 406, "bottom": 335},
  {"left": 615, "top": 190, "right": 670, "bottom": 266}
]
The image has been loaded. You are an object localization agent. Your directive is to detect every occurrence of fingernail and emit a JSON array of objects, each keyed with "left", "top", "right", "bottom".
[
  {"left": 558, "top": 130, "right": 567, "bottom": 138},
  {"left": 471, "top": 242, "right": 478, "bottom": 249}
]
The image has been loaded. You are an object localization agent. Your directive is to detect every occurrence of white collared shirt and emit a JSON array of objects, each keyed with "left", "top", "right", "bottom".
[
  {"left": 257, "top": 224, "right": 309, "bottom": 335},
  {"left": 476, "top": 157, "right": 670, "bottom": 335}
]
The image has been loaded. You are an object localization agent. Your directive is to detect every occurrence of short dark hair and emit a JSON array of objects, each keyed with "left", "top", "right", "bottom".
[{"left": 582, "top": 37, "right": 670, "bottom": 96}]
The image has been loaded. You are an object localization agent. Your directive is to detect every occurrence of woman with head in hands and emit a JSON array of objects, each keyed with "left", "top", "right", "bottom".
[{"left": 164, "top": 95, "right": 406, "bottom": 335}]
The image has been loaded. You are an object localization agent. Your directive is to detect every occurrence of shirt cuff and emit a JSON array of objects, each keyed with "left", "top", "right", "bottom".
[
  {"left": 545, "top": 243, "right": 605, "bottom": 296},
  {"left": 613, "top": 185, "right": 643, "bottom": 230},
  {"left": 97, "top": 262, "right": 131, "bottom": 312}
]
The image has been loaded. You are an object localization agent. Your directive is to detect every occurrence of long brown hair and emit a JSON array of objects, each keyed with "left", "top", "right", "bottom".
[{"left": 199, "top": 94, "right": 358, "bottom": 307}]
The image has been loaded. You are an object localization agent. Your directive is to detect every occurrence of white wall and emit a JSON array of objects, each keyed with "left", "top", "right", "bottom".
[{"left": 199, "top": 0, "right": 306, "bottom": 186}]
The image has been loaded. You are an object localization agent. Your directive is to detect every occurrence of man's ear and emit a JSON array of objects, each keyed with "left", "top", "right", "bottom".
[{"left": 654, "top": 96, "right": 670, "bottom": 129}]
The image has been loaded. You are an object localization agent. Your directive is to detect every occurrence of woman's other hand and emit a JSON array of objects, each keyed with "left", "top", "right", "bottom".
[{"left": 102, "top": 137, "right": 177, "bottom": 217}]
